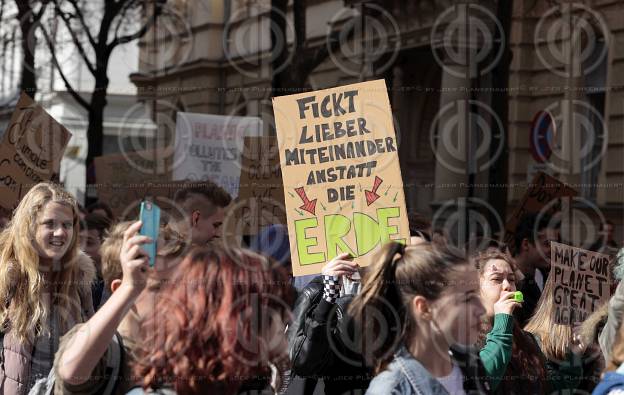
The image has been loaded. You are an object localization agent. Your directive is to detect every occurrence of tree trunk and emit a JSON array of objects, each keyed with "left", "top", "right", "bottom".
[
  {"left": 489, "top": 0, "right": 513, "bottom": 232},
  {"left": 85, "top": 69, "right": 109, "bottom": 197},
  {"left": 17, "top": 5, "right": 37, "bottom": 98}
]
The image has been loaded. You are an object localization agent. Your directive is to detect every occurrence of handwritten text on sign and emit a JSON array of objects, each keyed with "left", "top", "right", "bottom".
[
  {"left": 273, "top": 79, "right": 409, "bottom": 276},
  {"left": 0, "top": 93, "right": 71, "bottom": 209},
  {"left": 172, "top": 112, "right": 261, "bottom": 198},
  {"left": 551, "top": 241, "right": 611, "bottom": 325}
]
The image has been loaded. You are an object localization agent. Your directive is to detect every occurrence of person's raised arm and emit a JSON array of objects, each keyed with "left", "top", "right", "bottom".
[
  {"left": 56, "top": 221, "right": 151, "bottom": 385},
  {"left": 289, "top": 253, "right": 357, "bottom": 374}
]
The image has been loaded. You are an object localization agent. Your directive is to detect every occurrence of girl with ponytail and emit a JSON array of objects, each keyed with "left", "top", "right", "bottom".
[{"left": 351, "top": 242, "right": 489, "bottom": 395}]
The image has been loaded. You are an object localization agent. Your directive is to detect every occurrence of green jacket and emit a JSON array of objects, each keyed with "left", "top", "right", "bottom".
[{"left": 479, "top": 313, "right": 514, "bottom": 391}]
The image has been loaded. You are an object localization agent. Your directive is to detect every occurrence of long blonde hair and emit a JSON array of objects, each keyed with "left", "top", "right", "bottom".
[
  {"left": 0, "top": 182, "right": 82, "bottom": 342},
  {"left": 524, "top": 271, "right": 573, "bottom": 361}
]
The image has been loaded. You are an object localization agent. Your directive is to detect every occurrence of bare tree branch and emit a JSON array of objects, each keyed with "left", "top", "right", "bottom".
[
  {"left": 108, "top": 0, "right": 160, "bottom": 54},
  {"left": 52, "top": 1, "right": 96, "bottom": 75},
  {"left": 64, "top": 0, "right": 96, "bottom": 48},
  {"left": 0, "top": 0, "right": 7, "bottom": 25},
  {"left": 39, "top": 21, "right": 90, "bottom": 110}
]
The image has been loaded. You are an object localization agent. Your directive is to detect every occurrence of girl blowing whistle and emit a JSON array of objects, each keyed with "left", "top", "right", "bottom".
[{"left": 475, "top": 251, "right": 547, "bottom": 394}]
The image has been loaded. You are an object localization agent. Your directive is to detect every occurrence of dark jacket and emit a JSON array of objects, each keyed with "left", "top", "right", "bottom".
[
  {"left": 514, "top": 273, "right": 542, "bottom": 327},
  {"left": 366, "top": 345, "right": 491, "bottom": 395},
  {"left": 287, "top": 276, "right": 371, "bottom": 394}
]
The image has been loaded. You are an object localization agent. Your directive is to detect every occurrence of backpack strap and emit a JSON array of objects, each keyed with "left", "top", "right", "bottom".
[{"left": 102, "top": 332, "right": 125, "bottom": 395}]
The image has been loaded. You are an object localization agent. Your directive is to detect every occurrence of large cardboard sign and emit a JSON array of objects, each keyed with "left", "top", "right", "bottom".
[
  {"left": 236, "top": 136, "right": 286, "bottom": 235},
  {"left": 95, "top": 149, "right": 172, "bottom": 217},
  {"left": 273, "top": 79, "right": 409, "bottom": 276},
  {"left": 504, "top": 172, "right": 577, "bottom": 249},
  {"left": 0, "top": 93, "right": 72, "bottom": 209},
  {"left": 550, "top": 241, "right": 611, "bottom": 325},
  {"left": 172, "top": 112, "right": 262, "bottom": 198}
]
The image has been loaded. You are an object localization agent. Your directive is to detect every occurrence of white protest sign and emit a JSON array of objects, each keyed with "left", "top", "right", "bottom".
[{"left": 173, "top": 112, "right": 262, "bottom": 198}]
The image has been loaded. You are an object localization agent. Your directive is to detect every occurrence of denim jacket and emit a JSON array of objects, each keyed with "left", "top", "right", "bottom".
[{"left": 366, "top": 345, "right": 491, "bottom": 395}]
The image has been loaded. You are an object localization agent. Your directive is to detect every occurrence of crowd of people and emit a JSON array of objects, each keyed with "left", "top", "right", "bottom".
[{"left": 0, "top": 180, "right": 623, "bottom": 394}]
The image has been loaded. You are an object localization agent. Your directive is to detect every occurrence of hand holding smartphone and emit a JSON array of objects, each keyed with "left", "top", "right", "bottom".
[{"left": 139, "top": 200, "right": 161, "bottom": 267}]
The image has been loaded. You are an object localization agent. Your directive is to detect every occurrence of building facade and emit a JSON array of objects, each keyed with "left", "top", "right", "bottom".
[{"left": 131, "top": 0, "right": 623, "bottom": 245}]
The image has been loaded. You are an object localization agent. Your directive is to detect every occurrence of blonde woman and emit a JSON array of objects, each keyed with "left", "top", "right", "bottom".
[
  {"left": 0, "top": 182, "right": 95, "bottom": 394},
  {"left": 525, "top": 267, "right": 586, "bottom": 393}
]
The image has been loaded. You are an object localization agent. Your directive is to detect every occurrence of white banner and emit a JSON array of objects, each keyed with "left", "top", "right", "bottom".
[{"left": 173, "top": 112, "right": 262, "bottom": 198}]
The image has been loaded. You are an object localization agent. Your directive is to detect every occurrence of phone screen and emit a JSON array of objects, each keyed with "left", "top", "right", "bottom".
[{"left": 139, "top": 200, "right": 161, "bottom": 267}]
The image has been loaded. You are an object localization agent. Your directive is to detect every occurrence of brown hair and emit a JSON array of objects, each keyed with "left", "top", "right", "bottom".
[
  {"left": 474, "top": 251, "right": 547, "bottom": 394},
  {"left": 349, "top": 242, "right": 469, "bottom": 372},
  {"left": 134, "top": 246, "right": 294, "bottom": 394},
  {"left": 171, "top": 181, "right": 232, "bottom": 222},
  {"left": 473, "top": 250, "right": 517, "bottom": 276},
  {"left": 101, "top": 223, "right": 186, "bottom": 291},
  {"left": 81, "top": 212, "right": 112, "bottom": 240},
  {"left": 100, "top": 221, "right": 132, "bottom": 291}
]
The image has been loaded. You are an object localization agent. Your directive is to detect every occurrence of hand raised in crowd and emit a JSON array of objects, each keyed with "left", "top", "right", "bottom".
[
  {"left": 322, "top": 252, "right": 358, "bottom": 278},
  {"left": 493, "top": 290, "right": 522, "bottom": 316},
  {"left": 119, "top": 220, "right": 152, "bottom": 294}
]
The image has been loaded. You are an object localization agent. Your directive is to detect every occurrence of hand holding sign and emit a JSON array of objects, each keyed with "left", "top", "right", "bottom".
[{"left": 322, "top": 252, "right": 358, "bottom": 278}]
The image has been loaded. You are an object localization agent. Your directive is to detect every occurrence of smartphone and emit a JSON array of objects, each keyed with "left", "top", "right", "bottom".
[{"left": 139, "top": 200, "right": 161, "bottom": 267}]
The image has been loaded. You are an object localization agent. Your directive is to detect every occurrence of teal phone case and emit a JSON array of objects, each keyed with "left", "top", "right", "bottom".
[{"left": 139, "top": 200, "right": 160, "bottom": 267}]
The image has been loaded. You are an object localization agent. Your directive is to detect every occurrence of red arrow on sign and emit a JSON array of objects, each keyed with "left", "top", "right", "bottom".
[{"left": 294, "top": 187, "right": 317, "bottom": 215}]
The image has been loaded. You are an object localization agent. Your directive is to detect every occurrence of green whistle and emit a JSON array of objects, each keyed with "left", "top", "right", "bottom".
[{"left": 513, "top": 291, "right": 524, "bottom": 302}]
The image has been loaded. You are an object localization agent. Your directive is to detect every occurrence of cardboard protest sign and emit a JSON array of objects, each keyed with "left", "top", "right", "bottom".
[
  {"left": 94, "top": 149, "right": 172, "bottom": 217},
  {"left": 236, "top": 136, "right": 286, "bottom": 235},
  {"left": 550, "top": 241, "right": 611, "bottom": 325},
  {"left": 273, "top": 79, "right": 410, "bottom": 276},
  {"left": 0, "top": 93, "right": 72, "bottom": 209},
  {"left": 504, "top": 172, "right": 577, "bottom": 249},
  {"left": 172, "top": 112, "right": 262, "bottom": 198}
]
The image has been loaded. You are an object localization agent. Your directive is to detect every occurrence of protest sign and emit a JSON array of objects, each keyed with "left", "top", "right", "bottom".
[
  {"left": 550, "top": 241, "right": 611, "bottom": 325},
  {"left": 0, "top": 93, "right": 72, "bottom": 209},
  {"left": 236, "top": 136, "right": 286, "bottom": 235},
  {"left": 94, "top": 149, "right": 172, "bottom": 217},
  {"left": 504, "top": 172, "right": 577, "bottom": 249},
  {"left": 273, "top": 79, "right": 409, "bottom": 276},
  {"left": 172, "top": 112, "right": 262, "bottom": 198}
]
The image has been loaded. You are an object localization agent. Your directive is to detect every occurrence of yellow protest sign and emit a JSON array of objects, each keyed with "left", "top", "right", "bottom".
[
  {"left": 550, "top": 241, "right": 611, "bottom": 325},
  {"left": 273, "top": 79, "right": 409, "bottom": 276}
]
